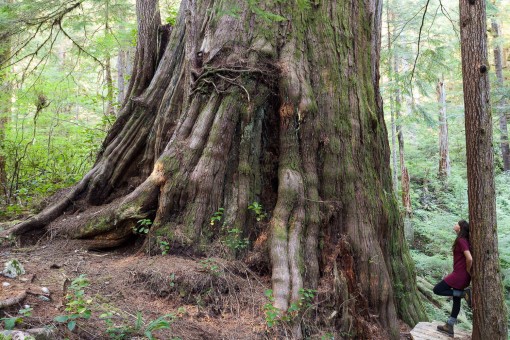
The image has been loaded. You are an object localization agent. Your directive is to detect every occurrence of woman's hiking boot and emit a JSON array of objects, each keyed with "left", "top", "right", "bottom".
[
  {"left": 464, "top": 287, "right": 472, "bottom": 308},
  {"left": 437, "top": 322, "right": 454, "bottom": 337}
]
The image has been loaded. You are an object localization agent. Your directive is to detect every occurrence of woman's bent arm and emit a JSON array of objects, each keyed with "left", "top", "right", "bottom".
[{"left": 464, "top": 250, "right": 473, "bottom": 275}]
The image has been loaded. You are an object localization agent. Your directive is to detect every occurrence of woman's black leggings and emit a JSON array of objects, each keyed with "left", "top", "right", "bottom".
[{"left": 433, "top": 280, "right": 461, "bottom": 318}]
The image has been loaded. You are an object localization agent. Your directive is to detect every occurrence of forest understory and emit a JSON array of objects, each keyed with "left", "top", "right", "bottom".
[{"left": 0, "top": 233, "right": 415, "bottom": 340}]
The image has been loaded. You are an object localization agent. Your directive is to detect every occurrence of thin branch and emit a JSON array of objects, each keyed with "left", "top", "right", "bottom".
[
  {"left": 439, "top": 0, "right": 460, "bottom": 40},
  {"left": 58, "top": 21, "right": 105, "bottom": 69},
  {"left": 410, "top": 0, "right": 431, "bottom": 85},
  {"left": 23, "top": 30, "right": 61, "bottom": 87},
  {"left": 1, "top": 22, "right": 44, "bottom": 69},
  {"left": 1, "top": 24, "right": 53, "bottom": 71},
  {"left": 390, "top": 3, "right": 428, "bottom": 45}
]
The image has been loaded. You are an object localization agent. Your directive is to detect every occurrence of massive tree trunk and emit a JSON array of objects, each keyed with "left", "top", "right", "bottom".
[
  {"left": 437, "top": 78, "right": 450, "bottom": 179},
  {"left": 460, "top": 0, "right": 508, "bottom": 339},
  {"left": 6, "top": 0, "right": 426, "bottom": 337},
  {"left": 491, "top": 19, "right": 510, "bottom": 172}
]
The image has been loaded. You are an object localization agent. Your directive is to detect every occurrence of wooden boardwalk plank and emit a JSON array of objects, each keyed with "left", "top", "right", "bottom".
[{"left": 410, "top": 322, "right": 471, "bottom": 340}]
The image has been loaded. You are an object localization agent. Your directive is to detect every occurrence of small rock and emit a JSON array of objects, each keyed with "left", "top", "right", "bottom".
[
  {"left": 2, "top": 281, "right": 10, "bottom": 287},
  {"left": 24, "top": 304, "right": 30, "bottom": 309},
  {"left": 38, "top": 295, "right": 50, "bottom": 302},
  {"left": 20, "top": 274, "right": 35, "bottom": 283},
  {"left": 41, "top": 287, "right": 50, "bottom": 294},
  {"left": 1, "top": 327, "right": 54, "bottom": 340}
]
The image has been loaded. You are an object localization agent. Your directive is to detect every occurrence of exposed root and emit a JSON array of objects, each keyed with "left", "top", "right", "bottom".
[
  {"left": 79, "top": 235, "right": 134, "bottom": 250},
  {"left": 0, "top": 290, "right": 27, "bottom": 308},
  {"left": 0, "top": 171, "right": 95, "bottom": 238}
]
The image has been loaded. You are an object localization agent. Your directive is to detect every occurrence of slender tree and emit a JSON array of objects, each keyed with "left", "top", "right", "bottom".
[
  {"left": 116, "top": 48, "right": 133, "bottom": 107},
  {"left": 4, "top": 0, "right": 426, "bottom": 337},
  {"left": 386, "top": 2, "right": 399, "bottom": 195},
  {"left": 437, "top": 77, "right": 451, "bottom": 179},
  {"left": 104, "top": 13, "right": 115, "bottom": 117},
  {"left": 491, "top": 18, "right": 510, "bottom": 171},
  {"left": 0, "top": 0, "right": 13, "bottom": 199},
  {"left": 459, "top": 0, "right": 508, "bottom": 338}
]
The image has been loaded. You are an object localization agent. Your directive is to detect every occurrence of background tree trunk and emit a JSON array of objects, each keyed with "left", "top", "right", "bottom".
[
  {"left": 0, "top": 9, "right": 11, "bottom": 200},
  {"left": 437, "top": 78, "right": 451, "bottom": 179},
  {"left": 117, "top": 48, "right": 134, "bottom": 110},
  {"left": 105, "top": 56, "right": 115, "bottom": 117},
  {"left": 460, "top": 0, "right": 508, "bottom": 338},
  {"left": 7, "top": 0, "right": 426, "bottom": 337},
  {"left": 491, "top": 18, "right": 510, "bottom": 172},
  {"left": 387, "top": 4, "right": 399, "bottom": 195},
  {"left": 394, "top": 59, "right": 413, "bottom": 243}
]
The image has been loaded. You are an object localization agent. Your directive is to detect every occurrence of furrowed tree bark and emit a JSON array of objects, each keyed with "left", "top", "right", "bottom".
[
  {"left": 491, "top": 18, "right": 510, "bottom": 172},
  {"left": 460, "top": 0, "right": 508, "bottom": 338},
  {"left": 437, "top": 78, "right": 451, "bottom": 179},
  {"left": 6, "top": 0, "right": 426, "bottom": 337}
]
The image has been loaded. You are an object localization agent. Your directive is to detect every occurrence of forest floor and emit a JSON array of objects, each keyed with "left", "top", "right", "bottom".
[{"left": 0, "top": 234, "right": 414, "bottom": 339}]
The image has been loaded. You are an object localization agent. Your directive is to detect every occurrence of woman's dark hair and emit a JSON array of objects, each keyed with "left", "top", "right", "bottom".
[{"left": 452, "top": 219, "right": 470, "bottom": 251}]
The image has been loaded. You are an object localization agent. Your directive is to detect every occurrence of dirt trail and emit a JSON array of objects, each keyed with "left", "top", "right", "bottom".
[{"left": 0, "top": 238, "right": 268, "bottom": 339}]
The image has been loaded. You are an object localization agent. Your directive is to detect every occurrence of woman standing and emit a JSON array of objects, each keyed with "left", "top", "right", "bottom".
[{"left": 433, "top": 220, "right": 473, "bottom": 337}]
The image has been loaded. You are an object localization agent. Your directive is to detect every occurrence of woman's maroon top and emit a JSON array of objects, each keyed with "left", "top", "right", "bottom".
[{"left": 444, "top": 237, "right": 471, "bottom": 289}]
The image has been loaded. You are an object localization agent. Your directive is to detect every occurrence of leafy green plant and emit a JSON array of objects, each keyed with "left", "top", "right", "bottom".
[
  {"left": 54, "top": 274, "right": 92, "bottom": 331},
  {"left": 100, "top": 311, "right": 176, "bottom": 340},
  {"left": 223, "top": 226, "right": 249, "bottom": 251},
  {"left": 263, "top": 289, "right": 281, "bottom": 327},
  {"left": 262, "top": 288, "right": 317, "bottom": 328},
  {"left": 169, "top": 273, "right": 176, "bottom": 288},
  {"left": 143, "top": 313, "right": 175, "bottom": 340},
  {"left": 298, "top": 288, "right": 317, "bottom": 308},
  {"left": 100, "top": 311, "right": 132, "bottom": 339},
  {"left": 321, "top": 333, "right": 335, "bottom": 340},
  {"left": 134, "top": 219, "right": 152, "bottom": 234},
  {"left": 0, "top": 306, "right": 32, "bottom": 330},
  {"left": 164, "top": 5, "right": 179, "bottom": 25},
  {"left": 248, "top": 201, "right": 267, "bottom": 221},
  {"left": 158, "top": 237, "right": 171, "bottom": 255},
  {"left": 199, "top": 258, "right": 221, "bottom": 276},
  {"left": 210, "top": 208, "right": 224, "bottom": 226}
]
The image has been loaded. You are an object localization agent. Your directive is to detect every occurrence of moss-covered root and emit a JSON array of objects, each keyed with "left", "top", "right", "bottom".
[
  {"left": 61, "top": 173, "right": 162, "bottom": 245},
  {"left": 269, "top": 96, "right": 307, "bottom": 340},
  {"left": 270, "top": 167, "right": 305, "bottom": 309}
]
